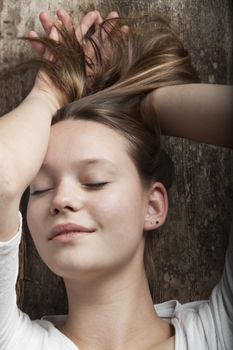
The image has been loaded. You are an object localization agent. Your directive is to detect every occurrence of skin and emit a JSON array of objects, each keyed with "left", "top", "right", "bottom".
[
  {"left": 147, "top": 85, "right": 233, "bottom": 149},
  {"left": 0, "top": 10, "right": 123, "bottom": 240},
  {"left": 27, "top": 119, "right": 173, "bottom": 350},
  {"left": 0, "top": 7, "right": 231, "bottom": 350}
]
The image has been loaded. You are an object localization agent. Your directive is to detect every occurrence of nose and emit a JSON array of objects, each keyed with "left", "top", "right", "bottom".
[{"left": 50, "top": 181, "right": 83, "bottom": 216}]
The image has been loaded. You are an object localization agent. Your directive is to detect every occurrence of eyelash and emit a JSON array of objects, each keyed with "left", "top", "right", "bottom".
[
  {"left": 83, "top": 182, "right": 108, "bottom": 190},
  {"left": 30, "top": 188, "right": 52, "bottom": 196},
  {"left": 30, "top": 182, "right": 108, "bottom": 196}
]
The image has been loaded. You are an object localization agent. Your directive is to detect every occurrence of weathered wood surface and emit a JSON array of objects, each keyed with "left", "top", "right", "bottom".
[{"left": 0, "top": 0, "right": 232, "bottom": 319}]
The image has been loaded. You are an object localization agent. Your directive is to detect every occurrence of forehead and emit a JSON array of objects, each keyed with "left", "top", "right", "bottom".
[{"left": 43, "top": 119, "right": 132, "bottom": 169}]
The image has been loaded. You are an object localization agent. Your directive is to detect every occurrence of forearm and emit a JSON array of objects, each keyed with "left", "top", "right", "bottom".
[
  {"left": 0, "top": 219, "right": 22, "bottom": 345},
  {"left": 149, "top": 84, "right": 233, "bottom": 149},
  {"left": 0, "top": 90, "right": 58, "bottom": 198}
]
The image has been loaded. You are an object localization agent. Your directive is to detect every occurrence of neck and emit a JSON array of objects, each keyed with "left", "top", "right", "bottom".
[{"left": 61, "top": 263, "right": 173, "bottom": 350}]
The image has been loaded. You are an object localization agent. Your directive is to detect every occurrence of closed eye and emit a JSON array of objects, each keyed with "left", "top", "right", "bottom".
[
  {"left": 30, "top": 188, "right": 53, "bottom": 196},
  {"left": 83, "top": 182, "right": 108, "bottom": 190}
]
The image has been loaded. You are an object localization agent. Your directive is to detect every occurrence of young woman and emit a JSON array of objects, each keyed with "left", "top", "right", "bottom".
[{"left": 0, "top": 9, "right": 232, "bottom": 350}]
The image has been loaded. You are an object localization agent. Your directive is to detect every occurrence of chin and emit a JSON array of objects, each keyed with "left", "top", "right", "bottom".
[{"left": 43, "top": 253, "right": 108, "bottom": 281}]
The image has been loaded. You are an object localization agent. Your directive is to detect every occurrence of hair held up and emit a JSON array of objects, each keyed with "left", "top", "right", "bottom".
[
  {"left": 24, "top": 11, "right": 198, "bottom": 293},
  {"left": 25, "top": 13, "right": 198, "bottom": 189}
]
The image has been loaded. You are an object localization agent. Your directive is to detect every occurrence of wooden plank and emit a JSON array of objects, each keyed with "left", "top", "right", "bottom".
[{"left": 0, "top": 0, "right": 232, "bottom": 318}]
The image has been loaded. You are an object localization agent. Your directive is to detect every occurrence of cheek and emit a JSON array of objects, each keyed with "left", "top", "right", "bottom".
[
  {"left": 89, "top": 183, "right": 146, "bottom": 233},
  {"left": 26, "top": 199, "right": 47, "bottom": 238},
  {"left": 90, "top": 188, "right": 124, "bottom": 219},
  {"left": 90, "top": 185, "right": 147, "bottom": 264}
]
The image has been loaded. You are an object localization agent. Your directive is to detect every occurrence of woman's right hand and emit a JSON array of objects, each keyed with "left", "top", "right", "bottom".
[
  {"left": 27, "top": 9, "right": 125, "bottom": 108},
  {"left": 35, "top": 9, "right": 122, "bottom": 63},
  {"left": 27, "top": 10, "right": 103, "bottom": 108}
]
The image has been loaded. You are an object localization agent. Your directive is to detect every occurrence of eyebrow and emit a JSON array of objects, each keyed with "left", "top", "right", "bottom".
[
  {"left": 78, "top": 158, "right": 117, "bottom": 168},
  {"left": 40, "top": 158, "right": 118, "bottom": 173}
]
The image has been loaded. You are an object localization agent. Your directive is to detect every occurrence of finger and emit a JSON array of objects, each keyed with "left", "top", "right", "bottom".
[
  {"left": 56, "top": 9, "right": 73, "bottom": 31},
  {"left": 28, "top": 31, "right": 45, "bottom": 57},
  {"left": 83, "top": 11, "right": 119, "bottom": 61},
  {"left": 49, "top": 24, "right": 60, "bottom": 41},
  {"left": 106, "top": 11, "right": 119, "bottom": 19},
  {"left": 100, "top": 11, "right": 119, "bottom": 40},
  {"left": 94, "top": 10, "right": 103, "bottom": 26},
  {"left": 43, "top": 25, "right": 60, "bottom": 61},
  {"left": 39, "top": 11, "right": 54, "bottom": 35},
  {"left": 75, "top": 11, "right": 100, "bottom": 43}
]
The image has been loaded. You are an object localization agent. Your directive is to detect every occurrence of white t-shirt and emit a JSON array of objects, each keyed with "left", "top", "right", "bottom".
[{"left": 0, "top": 213, "right": 232, "bottom": 350}]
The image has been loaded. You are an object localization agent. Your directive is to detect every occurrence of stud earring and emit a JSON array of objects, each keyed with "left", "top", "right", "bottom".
[{"left": 150, "top": 220, "right": 159, "bottom": 225}]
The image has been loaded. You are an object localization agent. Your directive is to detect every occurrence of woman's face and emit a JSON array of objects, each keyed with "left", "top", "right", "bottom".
[{"left": 27, "top": 120, "right": 154, "bottom": 280}]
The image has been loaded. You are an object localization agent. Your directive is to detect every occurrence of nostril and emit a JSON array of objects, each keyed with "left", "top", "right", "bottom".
[
  {"left": 50, "top": 207, "right": 60, "bottom": 216},
  {"left": 49, "top": 203, "right": 62, "bottom": 215},
  {"left": 50, "top": 204, "right": 77, "bottom": 216},
  {"left": 65, "top": 205, "right": 76, "bottom": 212}
]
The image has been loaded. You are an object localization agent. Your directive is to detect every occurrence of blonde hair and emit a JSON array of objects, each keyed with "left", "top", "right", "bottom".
[{"left": 23, "top": 12, "right": 198, "bottom": 299}]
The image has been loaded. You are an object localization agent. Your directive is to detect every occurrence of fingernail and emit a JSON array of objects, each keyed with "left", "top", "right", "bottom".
[
  {"left": 57, "top": 9, "right": 64, "bottom": 16},
  {"left": 28, "top": 31, "right": 37, "bottom": 37},
  {"left": 111, "top": 11, "right": 119, "bottom": 17}
]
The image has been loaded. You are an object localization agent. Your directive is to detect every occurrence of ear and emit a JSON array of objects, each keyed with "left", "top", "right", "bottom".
[{"left": 143, "top": 182, "right": 168, "bottom": 231}]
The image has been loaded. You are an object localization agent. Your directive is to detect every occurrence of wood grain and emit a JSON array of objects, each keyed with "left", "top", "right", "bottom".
[{"left": 0, "top": 0, "right": 232, "bottom": 319}]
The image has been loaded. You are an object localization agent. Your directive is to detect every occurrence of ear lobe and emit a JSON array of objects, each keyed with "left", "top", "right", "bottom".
[{"left": 143, "top": 182, "right": 168, "bottom": 231}]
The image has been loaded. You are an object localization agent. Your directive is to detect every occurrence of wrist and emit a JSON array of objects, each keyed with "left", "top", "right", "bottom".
[{"left": 25, "top": 88, "right": 61, "bottom": 115}]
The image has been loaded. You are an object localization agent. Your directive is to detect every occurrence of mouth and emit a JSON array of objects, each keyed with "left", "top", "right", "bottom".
[{"left": 49, "top": 223, "right": 96, "bottom": 242}]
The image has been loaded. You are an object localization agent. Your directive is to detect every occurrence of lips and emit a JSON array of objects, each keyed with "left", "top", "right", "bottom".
[{"left": 49, "top": 223, "right": 95, "bottom": 240}]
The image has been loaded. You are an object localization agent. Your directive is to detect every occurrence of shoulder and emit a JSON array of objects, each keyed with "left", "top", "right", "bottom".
[
  {"left": 155, "top": 299, "right": 221, "bottom": 349},
  {"left": 7, "top": 310, "right": 76, "bottom": 349}
]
